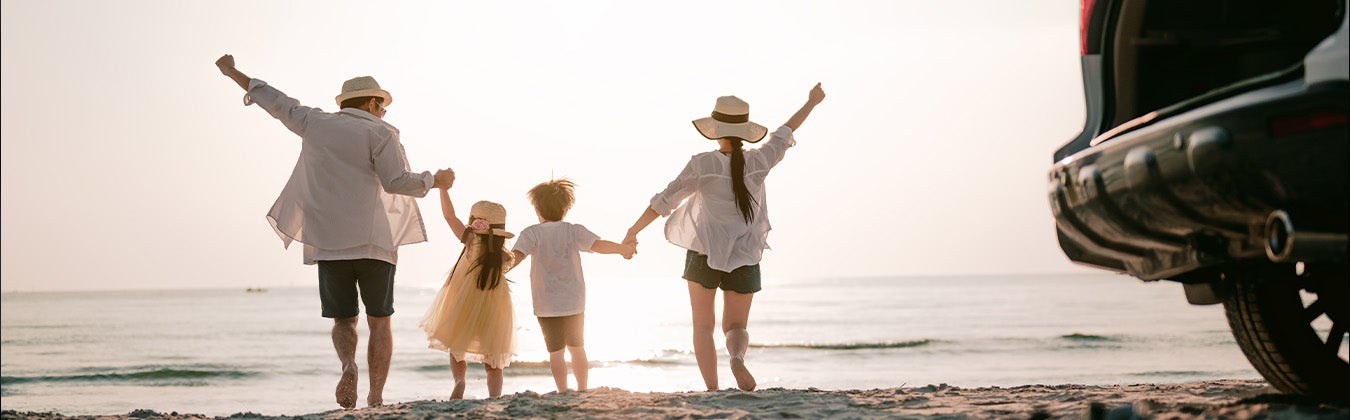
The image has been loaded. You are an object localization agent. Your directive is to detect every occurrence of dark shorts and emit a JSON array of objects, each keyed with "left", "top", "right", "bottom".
[
  {"left": 537, "top": 313, "right": 585, "bottom": 353},
  {"left": 318, "top": 259, "right": 396, "bottom": 318},
  {"left": 683, "top": 250, "right": 762, "bottom": 294}
]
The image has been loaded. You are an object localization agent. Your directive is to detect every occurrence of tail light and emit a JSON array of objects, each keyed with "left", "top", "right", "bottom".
[
  {"left": 1269, "top": 109, "right": 1350, "bottom": 138},
  {"left": 1081, "top": 0, "right": 1096, "bottom": 55}
]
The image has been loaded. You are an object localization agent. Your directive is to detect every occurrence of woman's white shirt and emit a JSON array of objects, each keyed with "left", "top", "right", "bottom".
[{"left": 649, "top": 125, "right": 796, "bottom": 272}]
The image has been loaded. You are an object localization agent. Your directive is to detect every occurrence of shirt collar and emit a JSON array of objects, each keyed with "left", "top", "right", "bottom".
[
  {"left": 338, "top": 107, "right": 381, "bottom": 122},
  {"left": 338, "top": 108, "right": 399, "bottom": 132}
]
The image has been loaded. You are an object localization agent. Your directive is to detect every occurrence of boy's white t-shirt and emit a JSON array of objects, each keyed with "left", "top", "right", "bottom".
[{"left": 512, "top": 221, "right": 600, "bottom": 317}]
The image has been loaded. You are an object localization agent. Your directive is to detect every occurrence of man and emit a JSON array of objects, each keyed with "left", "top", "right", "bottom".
[{"left": 215, "top": 54, "right": 452, "bottom": 409}]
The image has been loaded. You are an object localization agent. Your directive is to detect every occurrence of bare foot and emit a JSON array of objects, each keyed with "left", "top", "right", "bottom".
[
  {"left": 367, "top": 394, "right": 383, "bottom": 407},
  {"left": 730, "top": 356, "right": 756, "bottom": 391},
  {"left": 336, "top": 365, "right": 358, "bottom": 409},
  {"left": 451, "top": 380, "right": 466, "bottom": 399}
]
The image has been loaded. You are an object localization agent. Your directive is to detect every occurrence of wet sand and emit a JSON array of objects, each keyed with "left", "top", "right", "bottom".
[{"left": 3, "top": 379, "right": 1347, "bottom": 419}]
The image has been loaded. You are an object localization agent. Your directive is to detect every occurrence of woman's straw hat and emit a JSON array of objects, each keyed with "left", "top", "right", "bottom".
[
  {"left": 692, "top": 95, "right": 768, "bottom": 143},
  {"left": 468, "top": 201, "right": 514, "bottom": 238},
  {"left": 334, "top": 76, "right": 393, "bottom": 107}
]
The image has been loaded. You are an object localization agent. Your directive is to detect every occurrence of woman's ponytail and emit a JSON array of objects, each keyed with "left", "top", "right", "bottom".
[
  {"left": 459, "top": 220, "right": 505, "bottom": 291},
  {"left": 729, "top": 138, "right": 756, "bottom": 224}
]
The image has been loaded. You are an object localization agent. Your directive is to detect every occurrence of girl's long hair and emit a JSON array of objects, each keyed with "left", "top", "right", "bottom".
[
  {"left": 454, "top": 219, "right": 506, "bottom": 291},
  {"left": 728, "top": 138, "right": 756, "bottom": 224}
]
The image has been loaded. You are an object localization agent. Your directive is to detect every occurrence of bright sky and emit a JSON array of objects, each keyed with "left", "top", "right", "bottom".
[{"left": 1, "top": 0, "right": 1094, "bottom": 292}]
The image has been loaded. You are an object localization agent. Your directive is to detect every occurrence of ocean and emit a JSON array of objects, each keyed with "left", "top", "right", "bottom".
[{"left": 0, "top": 273, "right": 1262, "bottom": 416}]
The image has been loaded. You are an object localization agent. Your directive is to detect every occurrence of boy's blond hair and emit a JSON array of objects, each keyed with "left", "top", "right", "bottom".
[{"left": 528, "top": 178, "right": 576, "bottom": 222}]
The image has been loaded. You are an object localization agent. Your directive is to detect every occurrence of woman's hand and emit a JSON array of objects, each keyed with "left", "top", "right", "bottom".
[{"left": 808, "top": 83, "right": 826, "bottom": 105}]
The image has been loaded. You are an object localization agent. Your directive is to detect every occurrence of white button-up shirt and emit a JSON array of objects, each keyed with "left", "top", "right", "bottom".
[
  {"left": 650, "top": 125, "right": 796, "bottom": 272},
  {"left": 245, "top": 79, "right": 434, "bottom": 265}
]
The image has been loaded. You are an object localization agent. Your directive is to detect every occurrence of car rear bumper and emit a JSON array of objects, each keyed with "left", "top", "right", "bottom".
[{"left": 1049, "top": 79, "right": 1349, "bottom": 281}]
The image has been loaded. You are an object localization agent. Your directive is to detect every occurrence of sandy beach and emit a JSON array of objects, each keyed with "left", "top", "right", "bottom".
[{"left": 3, "top": 379, "right": 1347, "bottom": 419}]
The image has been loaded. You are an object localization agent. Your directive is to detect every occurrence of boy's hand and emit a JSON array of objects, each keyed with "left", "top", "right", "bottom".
[{"left": 619, "top": 243, "right": 636, "bottom": 260}]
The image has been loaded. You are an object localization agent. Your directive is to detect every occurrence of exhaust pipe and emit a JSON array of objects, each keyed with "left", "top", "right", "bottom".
[{"left": 1264, "top": 210, "right": 1349, "bottom": 262}]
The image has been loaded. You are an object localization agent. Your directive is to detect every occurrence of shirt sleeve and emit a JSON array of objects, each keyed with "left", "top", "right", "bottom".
[
  {"left": 754, "top": 125, "right": 797, "bottom": 170},
  {"left": 511, "top": 227, "right": 535, "bottom": 256},
  {"left": 649, "top": 158, "right": 700, "bottom": 217},
  {"left": 370, "top": 129, "right": 434, "bottom": 198},
  {"left": 244, "top": 79, "right": 322, "bottom": 138},
  {"left": 573, "top": 224, "right": 601, "bottom": 253}
]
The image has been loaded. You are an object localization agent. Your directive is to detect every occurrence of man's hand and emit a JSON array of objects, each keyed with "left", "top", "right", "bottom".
[
  {"left": 216, "top": 54, "right": 249, "bottom": 91},
  {"left": 216, "top": 54, "right": 236, "bottom": 75},
  {"left": 433, "top": 168, "right": 456, "bottom": 189}
]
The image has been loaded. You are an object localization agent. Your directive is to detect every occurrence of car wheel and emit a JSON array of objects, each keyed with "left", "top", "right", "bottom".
[{"left": 1223, "top": 262, "right": 1349, "bottom": 399}]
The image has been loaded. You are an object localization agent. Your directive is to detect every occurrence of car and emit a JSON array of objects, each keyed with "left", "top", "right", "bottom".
[{"left": 1048, "top": 0, "right": 1349, "bottom": 399}]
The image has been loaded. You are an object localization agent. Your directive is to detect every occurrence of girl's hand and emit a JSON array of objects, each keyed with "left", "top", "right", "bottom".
[{"left": 433, "top": 168, "right": 456, "bottom": 189}]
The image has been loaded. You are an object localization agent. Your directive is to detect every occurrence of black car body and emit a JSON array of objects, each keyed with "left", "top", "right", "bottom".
[{"left": 1049, "top": 0, "right": 1348, "bottom": 398}]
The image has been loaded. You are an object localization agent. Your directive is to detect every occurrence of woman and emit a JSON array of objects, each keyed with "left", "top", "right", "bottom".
[{"left": 623, "top": 83, "right": 826, "bottom": 391}]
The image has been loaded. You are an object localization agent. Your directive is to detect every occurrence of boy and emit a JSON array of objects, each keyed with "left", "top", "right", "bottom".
[{"left": 511, "top": 179, "right": 634, "bottom": 392}]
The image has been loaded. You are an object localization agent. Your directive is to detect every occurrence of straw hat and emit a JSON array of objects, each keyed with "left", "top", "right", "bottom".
[
  {"left": 334, "top": 76, "right": 393, "bottom": 107},
  {"left": 692, "top": 95, "right": 768, "bottom": 143},
  {"left": 468, "top": 201, "right": 514, "bottom": 238}
]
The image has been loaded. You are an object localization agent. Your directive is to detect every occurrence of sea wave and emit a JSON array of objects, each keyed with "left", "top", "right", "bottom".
[
  {"left": 1, "top": 368, "right": 257, "bottom": 386},
  {"left": 1059, "top": 333, "right": 1122, "bottom": 342},
  {"left": 412, "top": 356, "right": 689, "bottom": 375},
  {"left": 751, "top": 339, "right": 934, "bottom": 350}
]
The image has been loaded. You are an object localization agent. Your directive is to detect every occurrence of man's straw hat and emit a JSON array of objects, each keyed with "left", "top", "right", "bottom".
[
  {"left": 692, "top": 95, "right": 768, "bottom": 143},
  {"left": 334, "top": 76, "right": 392, "bottom": 107}
]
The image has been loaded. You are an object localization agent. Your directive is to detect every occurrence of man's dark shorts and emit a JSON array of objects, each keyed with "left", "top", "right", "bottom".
[
  {"left": 537, "top": 313, "right": 585, "bottom": 353},
  {"left": 683, "top": 250, "right": 762, "bottom": 294},
  {"left": 318, "top": 259, "right": 396, "bottom": 318}
]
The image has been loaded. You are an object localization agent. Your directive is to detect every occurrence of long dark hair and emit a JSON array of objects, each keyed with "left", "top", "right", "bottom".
[
  {"left": 453, "top": 219, "right": 506, "bottom": 291},
  {"left": 728, "top": 138, "right": 756, "bottom": 224}
]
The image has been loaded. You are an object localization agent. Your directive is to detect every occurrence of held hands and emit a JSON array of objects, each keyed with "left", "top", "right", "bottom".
[
  {"left": 808, "top": 83, "right": 826, "bottom": 105},
  {"left": 618, "top": 243, "right": 636, "bottom": 260},
  {"left": 433, "top": 168, "right": 456, "bottom": 189},
  {"left": 620, "top": 234, "right": 639, "bottom": 260}
]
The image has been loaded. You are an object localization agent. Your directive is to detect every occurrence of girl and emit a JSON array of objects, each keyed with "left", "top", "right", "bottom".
[
  {"left": 623, "top": 84, "right": 826, "bottom": 391},
  {"left": 419, "top": 182, "right": 517, "bottom": 399}
]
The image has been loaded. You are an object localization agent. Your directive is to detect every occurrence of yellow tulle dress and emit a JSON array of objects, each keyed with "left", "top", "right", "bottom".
[{"left": 419, "top": 236, "right": 516, "bottom": 368}]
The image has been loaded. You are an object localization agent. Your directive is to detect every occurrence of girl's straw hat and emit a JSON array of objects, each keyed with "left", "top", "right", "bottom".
[
  {"left": 692, "top": 95, "right": 768, "bottom": 143},
  {"left": 468, "top": 201, "right": 515, "bottom": 238},
  {"left": 334, "top": 76, "right": 393, "bottom": 107}
]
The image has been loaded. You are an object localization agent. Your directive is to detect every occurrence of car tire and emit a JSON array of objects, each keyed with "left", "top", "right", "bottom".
[{"left": 1223, "top": 262, "right": 1349, "bottom": 400}]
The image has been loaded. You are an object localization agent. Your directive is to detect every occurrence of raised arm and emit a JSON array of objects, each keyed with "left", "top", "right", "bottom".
[
  {"left": 783, "top": 83, "right": 826, "bottom": 132},
  {"left": 215, "top": 54, "right": 250, "bottom": 91},
  {"left": 439, "top": 184, "right": 467, "bottom": 242}
]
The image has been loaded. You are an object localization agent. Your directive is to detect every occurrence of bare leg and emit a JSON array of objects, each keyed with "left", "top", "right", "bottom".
[
  {"left": 723, "top": 290, "right": 755, "bottom": 391},
  {"left": 569, "top": 345, "right": 589, "bottom": 391},
  {"left": 366, "top": 315, "right": 392, "bottom": 406},
  {"left": 332, "top": 317, "right": 359, "bottom": 409},
  {"left": 450, "top": 354, "right": 467, "bottom": 399},
  {"left": 687, "top": 281, "right": 719, "bottom": 390},
  {"left": 548, "top": 349, "right": 568, "bottom": 392},
  {"left": 486, "top": 364, "right": 504, "bottom": 397}
]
